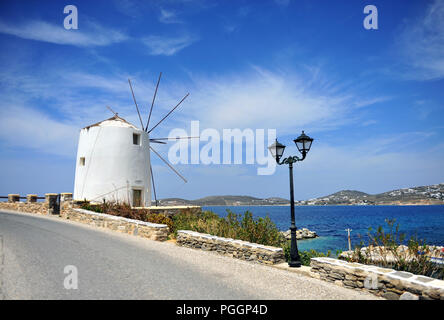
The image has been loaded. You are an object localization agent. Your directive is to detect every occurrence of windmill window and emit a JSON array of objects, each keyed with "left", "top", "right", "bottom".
[
  {"left": 133, "top": 133, "right": 141, "bottom": 145},
  {"left": 79, "top": 157, "right": 85, "bottom": 166}
]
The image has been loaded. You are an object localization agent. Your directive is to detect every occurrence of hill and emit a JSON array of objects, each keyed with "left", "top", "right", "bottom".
[
  {"left": 300, "top": 183, "right": 444, "bottom": 205},
  {"left": 158, "top": 183, "right": 444, "bottom": 206},
  {"left": 158, "top": 195, "right": 289, "bottom": 206}
]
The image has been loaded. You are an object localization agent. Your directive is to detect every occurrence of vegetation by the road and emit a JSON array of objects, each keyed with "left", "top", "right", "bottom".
[
  {"left": 79, "top": 201, "right": 332, "bottom": 266},
  {"left": 78, "top": 202, "right": 444, "bottom": 274},
  {"left": 79, "top": 201, "right": 174, "bottom": 230},
  {"left": 172, "top": 209, "right": 285, "bottom": 247},
  {"left": 344, "top": 219, "right": 444, "bottom": 279}
]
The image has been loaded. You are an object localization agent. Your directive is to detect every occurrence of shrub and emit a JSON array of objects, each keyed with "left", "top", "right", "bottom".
[
  {"left": 79, "top": 201, "right": 170, "bottom": 227},
  {"left": 172, "top": 209, "right": 286, "bottom": 247},
  {"left": 79, "top": 202, "right": 104, "bottom": 213},
  {"left": 146, "top": 213, "right": 174, "bottom": 231},
  {"left": 346, "top": 219, "right": 443, "bottom": 279}
]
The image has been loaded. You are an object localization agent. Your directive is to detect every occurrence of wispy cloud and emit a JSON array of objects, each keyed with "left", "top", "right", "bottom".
[
  {"left": 142, "top": 34, "right": 198, "bottom": 56},
  {"left": 182, "top": 66, "right": 383, "bottom": 134},
  {"left": 396, "top": 0, "right": 444, "bottom": 80},
  {"left": 0, "top": 19, "right": 127, "bottom": 47},
  {"left": 113, "top": 0, "right": 142, "bottom": 18},
  {"left": 0, "top": 104, "right": 79, "bottom": 157},
  {"left": 0, "top": 58, "right": 409, "bottom": 166},
  {"left": 0, "top": 63, "right": 189, "bottom": 157},
  {"left": 159, "top": 8, "right": 182, "bottom": 24},
  {"left": 0, "top": 61, "right": 442, "bottom": 199}
]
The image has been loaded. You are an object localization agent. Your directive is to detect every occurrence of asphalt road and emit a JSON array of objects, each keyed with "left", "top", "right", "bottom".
[{"left": 0, "top": 210, "right": 380, "bottom": 300}]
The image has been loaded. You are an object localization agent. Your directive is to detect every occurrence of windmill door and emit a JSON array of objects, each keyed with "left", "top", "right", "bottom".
[{"left": 132, "top": 189, "right": 142, "bottom": 207}]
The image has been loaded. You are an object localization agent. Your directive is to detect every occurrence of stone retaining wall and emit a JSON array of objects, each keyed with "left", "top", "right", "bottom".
[
  {"left": 176, "top": 230, "right": 285, "bottom": 265},
  {"left": 310, "top": 257, "right": 444, "bottom": 300},
  {"left": 0, "top": 202, "right": 48, "bottom": 214},
  {"left": 62, "top": 208, "right": 168, "bottom": 241},
  {"left": 0, "top": 201, "right": 168, "bottom": 242}
]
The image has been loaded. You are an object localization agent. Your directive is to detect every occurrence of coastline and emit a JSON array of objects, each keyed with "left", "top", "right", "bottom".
[{"left": 200, "top": 203, "right": 444, "bottom": 207}]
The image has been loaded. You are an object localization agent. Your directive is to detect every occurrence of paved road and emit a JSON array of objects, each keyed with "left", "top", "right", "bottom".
[{"left": 0, "top": 210, "right": 380, "bottom": 300}]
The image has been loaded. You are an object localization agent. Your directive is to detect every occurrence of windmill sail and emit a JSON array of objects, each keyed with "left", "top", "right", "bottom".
[
  {"left": 148, "top": 93, "right": 189, "bottom": 133},
  {"left": 150, "top": 146, "right": 187, "bottom": 183},
  {"left": 150, "top": 165, "right": 158, "bottom": 206},
  {"left": 145, "top": 72, "right": 162, "bottom": 131},
  {"left": 122, "top": 73, "right": 191, "bottom": 205},
  {"left": 128, "top": 78, "right": 145, "bottom": 130}
]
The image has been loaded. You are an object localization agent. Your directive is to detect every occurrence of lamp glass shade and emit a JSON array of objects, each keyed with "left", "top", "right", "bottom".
[
  {"left": 294, "top": 131, "right": 313, "bottom": 154},
  {"left": 268, "top": 140, "right": 286, "bottom": 161}
]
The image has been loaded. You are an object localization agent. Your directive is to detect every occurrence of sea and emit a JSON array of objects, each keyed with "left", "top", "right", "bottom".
[{"left": 202, "top": 205, "right": 444, "bottom": 254}]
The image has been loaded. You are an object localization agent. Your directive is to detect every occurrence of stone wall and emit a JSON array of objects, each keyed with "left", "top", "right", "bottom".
[
  {"left": 310, "top": 257, "right": 444, "bottom": 300},
  {"left": 0, "top": 201, "right": 168, "bottom": 242},
  {"left": 176, "top": 230, "right": 285, "bottom": 265},
  {"left": 62, "top": 208, "right": 168, "bottom": 241},
  {"left": 0, "top": 202, "right": 48, "bottom": 215}
]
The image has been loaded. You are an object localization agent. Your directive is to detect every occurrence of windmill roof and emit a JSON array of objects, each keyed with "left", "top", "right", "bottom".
[{"left": 83, "top": 115, "right": 140, "bottom": 130}]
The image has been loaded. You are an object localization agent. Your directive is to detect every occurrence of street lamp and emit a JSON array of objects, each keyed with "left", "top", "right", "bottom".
[{"left": 268, "top": 131, "right": 314, "bottom": 267}]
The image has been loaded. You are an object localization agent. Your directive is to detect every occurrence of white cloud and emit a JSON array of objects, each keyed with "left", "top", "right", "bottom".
[
  {"left": 0, "top": 19, "right": 127, "bottom": 47},
  {"left": 182, "top": 67, "right": 380, "bottom": 135},
  {"left": 0, "top": 64, "right": 191, "bottom": 157},
  {"left": 113, "top": 0, "right": 142, "bottom": 18},
  {"left": 0, "top": 61, "right": 390, "bottom": 161},
  {"left": 159, "top": 8, "right": 182, "bottom": 24},
  {"left": 142, "top": 34, "right": 198, "bottom": 56},
  {"left": 0, "top": 104, "right": 79, "bottom": 157},
  {"left": 396, "top": 0, "right": 444, "bottom": 80}
]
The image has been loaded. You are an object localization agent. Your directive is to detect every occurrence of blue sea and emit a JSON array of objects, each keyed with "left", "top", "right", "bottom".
[{"left": 202, "top": 205, "right": 444, "bottom": 254}]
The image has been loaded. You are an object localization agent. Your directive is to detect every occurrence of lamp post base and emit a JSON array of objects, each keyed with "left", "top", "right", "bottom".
[{"left": 288, "top": 260, "right": 302, "bottom": 268}]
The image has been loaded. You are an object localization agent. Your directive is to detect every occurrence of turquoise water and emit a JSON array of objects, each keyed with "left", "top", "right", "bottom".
[{"left": 202, "top": 205, "right": 444, "bottom": 253}]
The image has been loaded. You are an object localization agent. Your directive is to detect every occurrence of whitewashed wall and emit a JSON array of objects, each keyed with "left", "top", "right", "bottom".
[{"left": 73, "top": 120, "right": 151, "bottom": 207}]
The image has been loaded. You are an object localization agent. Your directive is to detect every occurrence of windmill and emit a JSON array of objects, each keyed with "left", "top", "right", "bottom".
[
  {"left": 127, "top": 73, "right": 197, "bottom": 206},
  {"left": 73, "top": 73, "right": 196, "bottom": 207}
]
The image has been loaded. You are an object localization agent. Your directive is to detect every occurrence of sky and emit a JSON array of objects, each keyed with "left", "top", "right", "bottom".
[{"left": 0, "top": 0, "right": 443, "bottom": 201}]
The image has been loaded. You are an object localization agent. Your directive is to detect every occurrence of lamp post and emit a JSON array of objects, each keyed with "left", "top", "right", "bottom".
[{"left": 268, "top": 131, "right": 313, "bottom": 267}]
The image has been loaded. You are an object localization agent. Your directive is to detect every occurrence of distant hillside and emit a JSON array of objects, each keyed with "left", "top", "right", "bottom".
[
  {"left": 159, "top": 195, "right": 290, "bottom": 206},
  {"left": 159, "top": 183, "right": 444, "bottom": 206},
  {"left": 300, "top": 183, "right": 444, "bottom": 206}
]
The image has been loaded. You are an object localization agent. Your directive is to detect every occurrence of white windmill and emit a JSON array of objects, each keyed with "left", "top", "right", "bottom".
[{"left": 73, "top": 73, "right": 194, "bottom": 207}]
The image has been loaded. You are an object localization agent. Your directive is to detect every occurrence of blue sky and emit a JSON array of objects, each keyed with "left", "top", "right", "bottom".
[{"left": 0, "top": 0, "right": 443, "bottom": 200}]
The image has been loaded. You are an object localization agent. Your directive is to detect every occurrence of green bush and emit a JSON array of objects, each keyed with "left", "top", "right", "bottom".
[
  {"left": 347, "top": 219, "right": 443, "bottom": 279},
  {"left": 79, "top": 201, "right": 172, "bottom": 227},
  {"left": 172, "top": 209, "right": 286, "bottom": 247},
  {"left": 79, "top": 202, "right": 104, "bottom": 213},
  {"left": 146, "top": 213, "right": 174, "bottom": 231}
]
